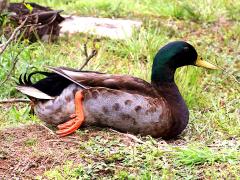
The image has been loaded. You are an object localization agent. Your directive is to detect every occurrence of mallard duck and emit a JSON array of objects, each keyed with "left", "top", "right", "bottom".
[{"left": 17, "top": 41, "right": 217, "bottom": 139}]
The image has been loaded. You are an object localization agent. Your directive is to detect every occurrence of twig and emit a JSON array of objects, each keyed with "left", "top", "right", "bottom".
[
  {"left": 46, "top": 139, "right": 81, "bottom": 145},
  {"left": 79, "top": 41, "right": 98, "bottom": 70},
  {"left": 0, "top": 98, "right": 30, "bottom": 103},
  {"left": 38, "top": 123, "right": 56, "bottom": 135},
  {"left": 126, "top": 133, "right": 145, "bottom": 144},
  {"left": 0, "top": 49, "right": 22, "bottom": 87},
  {"left": 0, "top": 17, "right": 29, "bottom": 87},
  {"left": 109, "top": 129, "right": 145, "bottom": 144},
  {"left": 83, "top": 43, "right": 88, "bottom": 57},
  {"left": 220, "top": 67, "right": 240, "bottom": 85},
  {"left": 79, "top": 49, "right": 97, "bottom": 70},
  {"left": 0, "top": 17, "right": 28, "bottom": 55}
]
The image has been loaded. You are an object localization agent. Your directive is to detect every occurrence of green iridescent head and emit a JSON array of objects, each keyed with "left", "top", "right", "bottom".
[{"left": 151, "top": 41, "right": 217, "bottom": 83}]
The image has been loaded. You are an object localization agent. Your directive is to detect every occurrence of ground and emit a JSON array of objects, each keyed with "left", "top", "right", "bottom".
[
  {"left": 0, "top": 0, "right": 240, "bottom": 179},
  {"left": 1, "top": 124, "right": 136, "bottom": 179}
]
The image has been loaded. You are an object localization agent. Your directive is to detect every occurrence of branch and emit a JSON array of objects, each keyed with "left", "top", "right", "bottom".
[
  {"left": 0, "top": 17, "right": 28, "bottom": 55},
  {"left": 109, "top": 129, "right": 145, "bottom": 144},
  {"left": 79, "top": 49, "right": 97, "bottom": 70},
  {"left": 0, "top": 98, "right": 30, "bottom": 103},
  {"left": 79, "top": 40, "right": 99, "bottom": 70},
  {"left": 38, "top": 123, "right": 56, "bottom": 135},
  {"left": 0, "top": 48, "right": 22, "bottom": 86},
  {"left": 221, "top": 67, "right": 240, "bottom": 85},
  {"left": 83, "top": 43, "right": 88, "bottom": 57}
]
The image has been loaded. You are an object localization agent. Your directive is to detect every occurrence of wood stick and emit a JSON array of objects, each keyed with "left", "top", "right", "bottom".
[
  {"left": 79, "top": 49, "right": 97, "bottom": 70},
  {"left": 109, "top": 129, "right": 145, "bottom": 144},
  {"left": 0, "top": 17, "right": 28, "bottom": 55},
  {"left": 0, "top": 48, "right": 22, "bottom": 86},
  {"left": 0, "top": 98, "right": 30, "bottom": 103},
  {"left": 38, "top": 123, "right": 56, "bottom": 135},
  {"left": 79, "top": 41, "right": 98, "bottom": 70}
]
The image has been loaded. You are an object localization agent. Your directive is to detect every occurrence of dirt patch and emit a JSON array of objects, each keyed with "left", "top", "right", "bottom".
[
  {"left": 0, "top": 124, "right": 93, "bottom": 179},
  {"left": 1, "top": 124, "right": 68, "bottom": 178},
  {"left": 0, "top": 124, "right": 140, "bottom": 179}
]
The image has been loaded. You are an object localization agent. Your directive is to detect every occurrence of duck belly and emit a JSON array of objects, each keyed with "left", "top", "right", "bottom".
[{"left": 82, "top": 88, "right": 171, "bottom": 137}]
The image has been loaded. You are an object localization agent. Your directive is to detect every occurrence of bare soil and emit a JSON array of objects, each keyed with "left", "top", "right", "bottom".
[
  {"left": 0, "top": 124, "right": 94, "bottom": 179},
  {"left": 0, "top": 124, "right": 142, "bottom": 179}
]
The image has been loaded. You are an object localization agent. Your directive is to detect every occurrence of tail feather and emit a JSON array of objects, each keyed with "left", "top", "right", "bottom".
[
  {"left": 16, "top": 86, "right": 55, "bottom": 99},
  {"left": 46, "top": 66, "right": 88, "bottom": 89},
  {"left": 17, "top": 67, "right": 88, "bottom": 99},
  {"left": 17, "top": 71, "right": 72, "bottom": 97},
  {"left": 18, "top": 71, "right": 54, "bottom": 86}
]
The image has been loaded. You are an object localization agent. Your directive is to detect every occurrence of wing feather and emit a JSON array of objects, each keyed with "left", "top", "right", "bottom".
[{"left": 48, "top": 66, "right": 160, "bottom": 98}]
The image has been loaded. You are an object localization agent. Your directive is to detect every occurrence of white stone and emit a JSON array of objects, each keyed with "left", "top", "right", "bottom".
[{"left": 60, "top": 16, "right": 142, "bottom": 39}]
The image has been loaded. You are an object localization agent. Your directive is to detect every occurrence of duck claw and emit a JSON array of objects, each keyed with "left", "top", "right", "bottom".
[
  {"left": 56, "top": 90, "right": 84, "bottom": 137},
  {"left": 57, "top": 118, "right": 75, "bottom": 130},
  {"left": 56, "top": 117, "right": 83, "bottom": 137}
]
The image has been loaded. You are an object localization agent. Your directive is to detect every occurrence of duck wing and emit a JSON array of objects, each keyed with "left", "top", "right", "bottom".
[{"left": 47, "top": 66, "right": 160, "bottom": 98}]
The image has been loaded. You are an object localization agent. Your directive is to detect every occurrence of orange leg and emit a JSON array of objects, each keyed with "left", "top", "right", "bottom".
[{"left": 56, "top": 90, "right": 84, "bottom": 137}]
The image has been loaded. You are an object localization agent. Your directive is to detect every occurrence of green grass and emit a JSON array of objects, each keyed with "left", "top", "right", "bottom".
[
  {"left": 174, "top": 145, "right": 239, "bottom": 166},
  {"left": 14, "top": 0, "right": 240, "bottom": 22},
  {"left": 1, "top": 0, "right": 240, "bottom": 179},
  {"left": 41, "top": 134, "right": 240, "bottom": 179}
]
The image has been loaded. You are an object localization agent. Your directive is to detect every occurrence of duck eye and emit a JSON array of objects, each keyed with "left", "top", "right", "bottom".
[{"left": 183, "top": 47, "right": 189, "bottom": 51}]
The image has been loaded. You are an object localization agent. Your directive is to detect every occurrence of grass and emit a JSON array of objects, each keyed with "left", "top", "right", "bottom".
[
  {"left": 41, "top": 134, "right": 239, "bottom": 179},
  {"left": 1, "top": 0, "right": 240, "bottom": 179},
  {"left": 14, "top": 0, "right": 240, "bottom": 22}
]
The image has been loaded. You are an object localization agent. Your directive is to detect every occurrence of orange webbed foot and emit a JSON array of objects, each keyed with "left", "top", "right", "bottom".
[{"left": 56, "top": 91, "right": 84, "bottom": 137}]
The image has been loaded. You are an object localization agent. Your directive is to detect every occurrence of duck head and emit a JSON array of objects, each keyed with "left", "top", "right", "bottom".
[{"left": 151, "top": 41, "right": 218, "bottom": 83}]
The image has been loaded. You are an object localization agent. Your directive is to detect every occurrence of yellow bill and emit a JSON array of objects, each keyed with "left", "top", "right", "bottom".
[{"left": 195, "top": 57, "right": 218, "bottom": 69}]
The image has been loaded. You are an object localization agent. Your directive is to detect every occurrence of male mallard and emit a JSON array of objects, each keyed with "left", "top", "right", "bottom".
[{"left": 17, "top": 41, "right": 217, "bottom": 139}]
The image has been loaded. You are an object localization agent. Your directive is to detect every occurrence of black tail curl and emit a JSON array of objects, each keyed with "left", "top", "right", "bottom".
[
  {"left": 18, "top": 71, "right": 72, "bottom": 96},
  {"left": 18, "top": 71, "right": 54, "bottom": 86}
]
